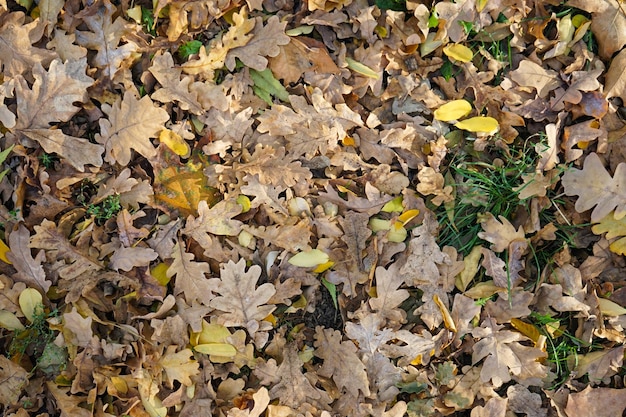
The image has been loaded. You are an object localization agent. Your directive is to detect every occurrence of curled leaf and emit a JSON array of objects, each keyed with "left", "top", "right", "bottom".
[
  {"left": 455, "top": 116, "right": 499, "bottom": 134},
  {"left": 443, "top": 44, "right": 474, "bottom": 62},
  {"left": 434, "top": 99, "right": 472, "bottom": 122}
]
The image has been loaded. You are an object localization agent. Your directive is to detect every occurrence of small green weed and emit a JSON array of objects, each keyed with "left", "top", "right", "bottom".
[
  {"left": 179, "top": 40, "right": 203, "bottom": 61},
  {"left": 9, "top": 306, "right": 62, "bottom": 372},
  {"left": 86, "top": 194, "right": 122, "bottom": 222}
]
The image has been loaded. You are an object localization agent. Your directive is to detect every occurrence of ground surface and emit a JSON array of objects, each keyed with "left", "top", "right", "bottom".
[{"left": 1, "top": 0, "right": 626, "bottom": 416}]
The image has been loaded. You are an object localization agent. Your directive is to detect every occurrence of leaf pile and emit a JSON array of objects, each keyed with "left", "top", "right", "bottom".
[{"left": 1, "top": 0, "right": 626, "bottom": 416}]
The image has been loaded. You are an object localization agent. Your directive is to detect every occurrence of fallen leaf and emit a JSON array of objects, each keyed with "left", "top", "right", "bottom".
[{"left": 564, "top": 386, "right": 626, "bottom": 417}]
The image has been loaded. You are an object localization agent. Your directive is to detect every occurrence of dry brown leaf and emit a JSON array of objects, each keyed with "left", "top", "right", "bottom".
[
  {"left": 7, "top": 224, "right": 50, "bottom": 293},
  {"left": 0, "top": 12, "right": 55, "bottom": 77},
  {"left": 96, "top": 91, "right": 170, "bottom": 166},
  {"left": 508, "top": 59, "right": 560, "bottom": 98},
  {"left": 0, "top": 355, "right": 28, "bottom": 405},
  {"left": 564, "top": 386, "right": 626, "bottom": 417},
  {"left": 605, "top": 48, "right": 626, "bottom": 102},
  {"left": 314, "top": 326, "right": 370, "bottom": 397},
  {"left": 75, "top": 0, "right": 139, "bottom": 79},
  {"left": 159, "top": 346, "right": 200, "bottom": 387}
]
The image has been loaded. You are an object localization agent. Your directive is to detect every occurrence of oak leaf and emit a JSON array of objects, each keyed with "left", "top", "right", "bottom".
[
  {"left": 0, "top": 355, "right": 28, "bottom": 405},
  {"left": 96, "top": 91, "right": 170, "bottom": 166},
  {"left": 150, "top": 52, "right": 205, "bottom": 115},
  {"left": 564, "top": 386, "right": 626, "bottom": 417},
  {"left": 158, "top": 346, "right": 200, "bottom": 387},
  {"left": 314, "top": 326, "right": 370, "bottom": 397},
  {"left": 368, "top": 264, "right": 409, "bottom": 327},
  {"left": 0, "top": 12, "right": 55, "bottom": 77},
  {"left": 168, "top": 240, "right": 217, "bottom": 306},
  {"left": 477, "top": 213, "right": 525, "bottom": 253},
  {"left": 74, "top": 0, "right": 139, "bottom": 79},
  {"left": 210, "top": 259, "right": 276, "bottom": 335},
  {"left": 591, "top": 212, "right": 626, "bottom": 255},
  {"left": 7, "top": 224, "right": 50, "bottom": 293},
  {"left": 508, "top": 59, "right": 560, "bottom": 98},
  {"left": 562, "top": 152, "right": 626, "bottom": 222},
  {"left": 109, "top": 246, "right": 158, "bottom": 272},
  {"left": 225, "top": 15, "right": 290, "bottom": 71},
  {"left": 605, "top": 48, "right": 626, "bottom": 102},
  {"left": 472, "top": 318, "right": 548, "bottom": 387}
]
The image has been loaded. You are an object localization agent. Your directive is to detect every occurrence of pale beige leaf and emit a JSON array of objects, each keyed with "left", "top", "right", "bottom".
[
  {"left": 477, "top": 213, "right": 525, "bottom": 253},
  {"left": 470, "top": 396, "right": 507, "bottom": 417},
  {"left": 562, "top": 152, "right": 626, "bottom": 222},
  {"left": 369, "top": 264, "right": 409, "bottom": 327},
  {"left": 96, "top": 91, "right": 170, "bottom": 165},
  {"left": 225, "top": 15, "right": 290, "bottom": 71},
  {"left": 109, "top": 246, "right": 158, "bottom": 272},
  {"left": 605, "top": 48, "right": 626, "bottom": 101},
  {"left": 168, "top": 241, "right": 217, "bottom": 306},
  {"left": 508, "top": 59, "right": 560, "bottom": 98},
  {"left": 0, "top": 355, "right": 28, "bottom": 405},
  {"left": 210, "top": 259, "right": 276, "bottom": 335}
]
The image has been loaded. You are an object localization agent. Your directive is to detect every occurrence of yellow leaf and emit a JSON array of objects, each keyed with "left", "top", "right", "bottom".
[
  {"left": 455, "top": 245, "right": 483, "bottom": 292},
  {"left": 0, "top": 238, "right": 10, "bottom": 264},
  {"left": 0, "top": 310, "right": 25, "bottom": 331},
  {"left": 151, "top": 263, "right": 171, "bottom": 286},
  {"left": 196, "top": 321, "right": 231, "bottom": 345},
  {"left": 476, "top": 0, "right": 489, "bottom": 12},
  {"left": 433, "top": 294, "right": 456, "bottom": 332},
  {"left": 381, "top": 196, "right": 403, "bottom": 213},
  {"left": 443, "top": 44, "right": 474, "bottom": 62},
  {"left": 455, "top": 116, "right": 499, "bottom": 134},
  {"left": 313, "top": 260, "right": 335, "bottom": 273},
  {"left": 598, "top": 298, "right": 626, "bottom": 316},
  {"left": 159, "top": 129, "right": 190, "bottom": 157},
  {"left": 237, "top": 194, "right": 251, "bottom": 213},
  {"left": 19, "top": 288, "right": 43, "bottom": 323},
  {"left": 387, "top": 221, "right": 407, "bottom": 242},
  {"left": 434, "top": 99, "right": 473, "bottom": 122},
  {"left": 398, "top": 209, "right": 420, "bottom": 225},
  {"left": 194, "top": 343, "right": 237, "bottom": 357},
  {"left": 510, "top": 318, "right": 542, "bottom": 344},
  {"left": 591, "top": 213, "right": 626, "bottom": 255},
  {"left": 345, "top": 57, "right": 379, "bottom": 79},
  {"left": 288, "top": 249, "right": 329, "bottom": 267}
]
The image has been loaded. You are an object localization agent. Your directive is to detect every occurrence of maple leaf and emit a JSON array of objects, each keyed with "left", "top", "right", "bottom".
[
  {"left": 151, "top": 147, "right": 219, "bottom": 216},
  {"left": 96, "top": 91, "right": 170, "bottom": 166},
  {"left": 472, "top": 318, "right": 548, "bottom": 387},
  {"left": 0, "top": 12, "right": 56, "bottom": 77},
  {"left": 168, "top": 240, "right": 218, "bottom": 306},
  {"left": 210, "top": 259, "right": 276, "bottom": 335},
  {"left": 562, "top": 152, "right": 626, "bottom": 222},
  {"left": 74, "top": 0, "right": 139, "bottom": 79},
  {"left": 158, "top": 346, "right": 200, "bottom": 387},
  {"left": 7, "top": 224, "right": 51, "bottom": 293},
  {"left": 314, "top": 326, "right": 370, "bottom": 397}
]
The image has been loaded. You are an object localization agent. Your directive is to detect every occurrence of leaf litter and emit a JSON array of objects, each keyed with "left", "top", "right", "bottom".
[{"left": 1, "top": 0, "right": 626, "bottom": 416}]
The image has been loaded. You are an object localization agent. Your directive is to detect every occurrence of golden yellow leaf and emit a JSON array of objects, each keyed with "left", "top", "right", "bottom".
[
  {"left": 0, "top": 238, "right": 10, "bottom": 264},
  {"left": 598, "top": 298, "right": 626, "bottom": 316},
  {"left": 455, "top": 116, "right": 500, "bottom": 134},
  {"left": 443, "top": 44, "right": 474, "bottom": 62},
  {"left": 434, "top": 99, "right": 473, "bottom": 122},
  {"left": 289, "top": 249, "right": 329, "bottom": 267},
  {"left": 159, "top": 129, "right": 190, "bottom": 157}
]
